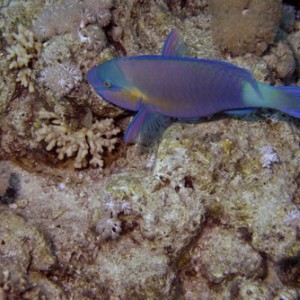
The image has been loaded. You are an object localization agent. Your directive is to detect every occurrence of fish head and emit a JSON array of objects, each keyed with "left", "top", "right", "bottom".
[{"left": 88, "top": 58, "right": 142, "bottom": 111}]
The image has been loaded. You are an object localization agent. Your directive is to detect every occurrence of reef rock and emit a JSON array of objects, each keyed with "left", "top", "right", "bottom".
[{"left": 210, "top": 0, "right": 282, "bottom": 55}]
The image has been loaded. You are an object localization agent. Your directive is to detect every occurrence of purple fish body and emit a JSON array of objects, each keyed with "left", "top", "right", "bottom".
[
  {"left": 88, "top": 31, "right": 300, "bottom": 143},
  {"left": 114, "top": 56, "right": 257, "bottom": 118}
]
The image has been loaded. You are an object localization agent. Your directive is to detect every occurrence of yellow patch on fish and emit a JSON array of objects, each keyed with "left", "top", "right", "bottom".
[{"left": 123, "top": 87, "right": 148, "bottom": 103}]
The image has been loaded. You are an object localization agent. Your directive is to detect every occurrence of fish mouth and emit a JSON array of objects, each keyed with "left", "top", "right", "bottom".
[{"left": 87, "top": 67, "right": 103, "bottom": 90}]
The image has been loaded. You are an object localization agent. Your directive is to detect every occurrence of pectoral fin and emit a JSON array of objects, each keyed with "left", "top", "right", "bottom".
[
  {"left": 124, "top": 104, "right": 172, "bottom": 144},
  {"left": 162, "top": 30, "right": 190, "bottom": 57}
]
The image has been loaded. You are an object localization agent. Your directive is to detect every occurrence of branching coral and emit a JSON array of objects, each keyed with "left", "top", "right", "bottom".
[
  {"left": 4, "top": 24, "right": 41, "bottom": 93},
  {"left": 33, "top": 0, "right": 113, "bottom": 41},
  {"left": 34, "top": 109, "right": 120, "bottom": 169}
]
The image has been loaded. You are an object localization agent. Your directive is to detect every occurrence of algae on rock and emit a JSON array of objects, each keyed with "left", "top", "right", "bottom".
[{"left": 210, "top": 0, "right": 282, "bottom": 56}]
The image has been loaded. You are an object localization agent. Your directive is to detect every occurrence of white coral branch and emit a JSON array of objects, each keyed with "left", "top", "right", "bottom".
[
  {"left": 4, "top": 24, "right": 41, "bottom": 92},
  {"left": 35, "top": 109, "right": 120, "bottom": 169}
]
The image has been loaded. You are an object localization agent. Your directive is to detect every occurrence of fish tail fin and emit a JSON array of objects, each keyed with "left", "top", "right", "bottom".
[{"left": 255, "top": 83, "right": 300, "bottom": 118}]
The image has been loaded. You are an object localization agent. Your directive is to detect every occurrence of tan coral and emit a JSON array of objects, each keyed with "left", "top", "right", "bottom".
[
  {"left": 4, "top": 24, "right": 41, "bottom": 92},
  {"left": 34, "top": 109, "right": 120, "bottom": 169},
  {"left": 16, "top": 68, "right": 35, "bottom": 93}
]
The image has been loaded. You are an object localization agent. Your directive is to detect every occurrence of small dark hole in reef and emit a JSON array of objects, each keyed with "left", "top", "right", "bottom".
[
  {"left": 183, "top": 175, "right": 194, "bottom": 189},
  {"left": 1, "top": 240, "right": 5, "bottom": 245},
  {"left": 277, "top": 232, "right": 285, "bottom": 241},
  {"left": 276, "top": 253, "right": 300, "bottom": 283},
  {"left": 159, "top": 176, "right": 171, "bottom": 186},
  {"left": 237, "top": 226, "right": 252, "bottom": 242},
  {"left": 184, "top": 268, "right": 197, "bottom": 277},
  {"left": 243, "top": 0, "right": 251, "bottom": 10},
  {"left": 180, "top": 0, "right": 187, "bottom": 9},
  {"left": 283, "top": 0, "right": 300, "bottom": 10},
  {"left": 0, "top": 173, "right": 21, "bottom": 205},
  {"left": 228, "top": 282, "right": 240, "bottom": 298},
  {"left": 175, "top": 185, "right": 180, "bottom": 193}
]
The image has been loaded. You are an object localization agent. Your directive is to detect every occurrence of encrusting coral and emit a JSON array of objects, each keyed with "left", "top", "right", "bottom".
[
  {"left": 4, "top": 24, "right": 41, "bottom": 93},
  {"left": 263, "top": 41, "right": 296, "bottom": 79},
  {"left": 210, "top": 0, "right": 282, "bottom": 56},
  {"left": 33, "top": 0, "right": 113, "bottom": 41},
  {"left": 34, "top": 109, "right": 120, "bottom": 169}
]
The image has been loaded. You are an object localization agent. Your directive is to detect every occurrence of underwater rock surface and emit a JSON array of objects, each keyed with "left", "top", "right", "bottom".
[
  {"left": 210, "top": 0, "right": 282, "bottom": 56},
  {"left": 1, "top": 115, "right": 300, "bottom": 298},
  {"left": 0, "top": 0, "right": 300, "bottom": 299}
]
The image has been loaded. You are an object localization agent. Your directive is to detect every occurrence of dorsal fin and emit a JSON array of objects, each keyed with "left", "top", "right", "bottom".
[{"left": 162, "top": 30, "right": 190, "bottom": 57}]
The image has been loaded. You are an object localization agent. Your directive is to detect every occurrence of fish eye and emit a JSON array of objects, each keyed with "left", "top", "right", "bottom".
[{"left": 104, "top": 81, "right": 112, "bottom": 88}]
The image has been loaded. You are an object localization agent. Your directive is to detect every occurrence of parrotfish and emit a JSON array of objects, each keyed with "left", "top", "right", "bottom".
[{"left": 88, "top": 30, "right": 300, "bottom": 143}]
